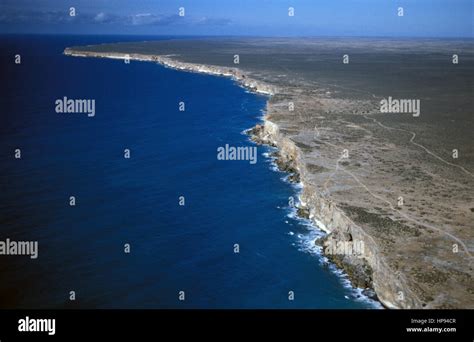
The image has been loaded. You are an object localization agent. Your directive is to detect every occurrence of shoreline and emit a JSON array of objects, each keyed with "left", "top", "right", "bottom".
[
  {"left": 247, "top": 127, "right": 384, "bottom": 307},
  {"left": 257, "top": 143, "right": 383, "bottom": 308},
  {"left": 63, "top": 47, "right": 418, "bottom": 309},
  {"left": 64, "top": 48, "right": 276, "bottom": 96}
]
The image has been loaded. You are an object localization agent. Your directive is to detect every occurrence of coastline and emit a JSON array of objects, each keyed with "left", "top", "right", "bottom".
[
  {"left": 64, "top": 48, "right": 276, "bottom": 96},
  {"left": 63, "top": 48, "right": 398, "bottom": 309},
  {"left": 257, "top": 144, "right": 383, "bottom": 308},
  {"left": 63, "top": 45, "right": 471, "bottom": 309}
]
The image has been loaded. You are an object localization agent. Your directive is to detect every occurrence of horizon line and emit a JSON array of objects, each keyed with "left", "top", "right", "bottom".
[{"left": 1, "top": 33, "right": 473, "bottom": 40}]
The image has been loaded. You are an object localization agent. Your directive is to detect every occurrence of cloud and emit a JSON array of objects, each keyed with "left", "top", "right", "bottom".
[
  {"left": 193, "top": 17, "right": 232, "bottom": 26},
  {"left": 127, "top": 13, "right": 190, "bottom": 26},
  {"left": 0, "top": 10, "right": 84, "bottom": 24},
  {"left": 0, "top": 10, "right": 232, "bottom": 27},
  {"left": 93, "top": 12, "right": 108, "bottom": 23}
]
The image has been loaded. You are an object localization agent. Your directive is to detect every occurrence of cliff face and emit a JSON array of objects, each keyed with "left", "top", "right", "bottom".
[
  {"left": 65, "top": 45, "right": 474, "bottom": 309},
  {"left": 250, "top": 120, "right": 421, "bottom": 309},
  {"left": 63, "top": 49, "right": 276, "bottom": 96}
]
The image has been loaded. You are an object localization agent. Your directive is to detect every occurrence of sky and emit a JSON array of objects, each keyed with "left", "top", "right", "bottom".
[{"left": 0, "top": 0, "right": 472, "bottom": 37}]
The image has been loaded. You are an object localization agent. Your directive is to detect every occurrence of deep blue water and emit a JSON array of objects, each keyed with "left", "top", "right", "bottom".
[{"left": 0, "top": 35, "right": 376, "bottom": 309}]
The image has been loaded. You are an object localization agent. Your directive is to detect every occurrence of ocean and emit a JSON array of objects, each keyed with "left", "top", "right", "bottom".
[{"left": 0, "top": 35, "right": 378, "bottom": 308}]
